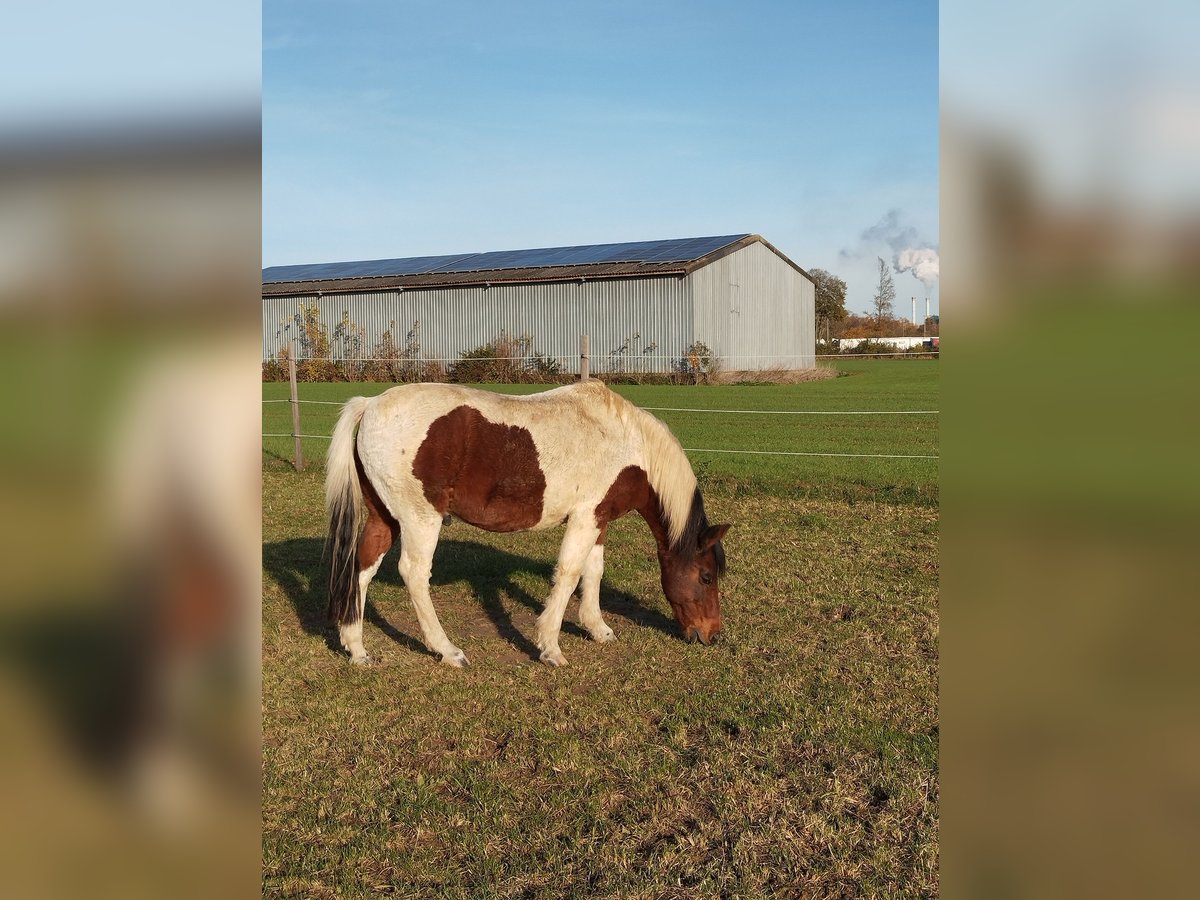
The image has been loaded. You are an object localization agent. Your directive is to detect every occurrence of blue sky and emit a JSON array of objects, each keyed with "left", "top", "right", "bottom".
[{"left": 264, "top": 0, "right": 938, "bottom": 316}]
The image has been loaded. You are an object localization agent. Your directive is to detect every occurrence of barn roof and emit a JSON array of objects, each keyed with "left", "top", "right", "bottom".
[{"left": 262, "top": 234, "right": 810, "bottom": 295}]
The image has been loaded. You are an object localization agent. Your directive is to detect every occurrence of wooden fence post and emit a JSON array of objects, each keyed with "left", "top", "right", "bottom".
[
  {"left": 289, "top": 341, "right": 304, "bottom": 471},
  {"left": 580, "top": 334, "right": 589, "bottom": 381}
]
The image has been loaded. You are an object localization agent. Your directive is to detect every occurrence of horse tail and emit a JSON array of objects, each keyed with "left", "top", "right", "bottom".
[{"left": 325, "top": 395, "right": 371, "bottom": 626}]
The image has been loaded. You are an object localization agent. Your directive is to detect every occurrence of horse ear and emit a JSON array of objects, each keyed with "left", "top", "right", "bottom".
[{"left": 699, "top": 523, "right": 730, "bottom": 551}]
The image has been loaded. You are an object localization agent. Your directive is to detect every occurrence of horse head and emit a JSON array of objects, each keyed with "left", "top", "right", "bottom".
[{"left": 660, "top": 522, "right": 730, "bottom": 644}]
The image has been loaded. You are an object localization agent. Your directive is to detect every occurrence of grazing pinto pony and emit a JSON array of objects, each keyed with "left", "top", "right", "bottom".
[{"left": 325, "top": 380, "right": 730, "bottom": 667}]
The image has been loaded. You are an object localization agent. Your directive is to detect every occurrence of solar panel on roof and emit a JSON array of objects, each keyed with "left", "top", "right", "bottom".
[
  {"left": 568, "top": 244, "right": 616, "bottom": 264},
  {"left": 262, "top": 234, "right": 750, "bottom": 283},
  {"left": 262, "top": 253, "right": 475, "bottom": 283}
]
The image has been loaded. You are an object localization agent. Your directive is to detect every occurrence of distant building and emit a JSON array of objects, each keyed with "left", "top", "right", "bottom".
[
  {"left": 833, "top": 335, "right": 939, "bottom": 352},
  {"left": 262, "top": 234, "right": 815, "bottom": 372}
]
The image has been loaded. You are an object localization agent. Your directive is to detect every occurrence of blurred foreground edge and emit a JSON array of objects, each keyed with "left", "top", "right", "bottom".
[
  {"left": 942, "top": 39, "right": 1200, "bottom": 899},
  {"left": 0, "top": 108, "right": 262, "bottom": 899}
]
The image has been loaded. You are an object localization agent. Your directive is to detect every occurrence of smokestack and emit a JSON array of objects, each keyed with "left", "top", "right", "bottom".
[
  {"left": 925, "top": 296, "right": 930, "bottom": 323},
  {"left": 912, "top": 296, "right": 917, "bottom": 325}
]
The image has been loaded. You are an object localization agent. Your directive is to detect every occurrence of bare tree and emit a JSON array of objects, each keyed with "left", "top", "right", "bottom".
[{"left": 873, "top": 256, "right": 895, "bottom": 325}]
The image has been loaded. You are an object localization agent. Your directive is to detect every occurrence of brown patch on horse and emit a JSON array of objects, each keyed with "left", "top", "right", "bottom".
[
  {"left": 594, "top": 465, "right": 660, "bottom": 541},
  {"left": 412, "top": 405, "right": 546, "bottom": 532},
  {"left": 356, "top": 448, "right": 400, "bottom": 568}
]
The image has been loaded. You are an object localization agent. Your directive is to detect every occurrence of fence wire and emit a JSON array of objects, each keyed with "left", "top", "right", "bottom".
[{"left": 263, "top": 400, "right": 938, "bottom": 460}]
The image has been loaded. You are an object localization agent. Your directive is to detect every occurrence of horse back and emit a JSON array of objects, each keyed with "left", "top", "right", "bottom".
[{"left": 357, "top": 383, "right": 636, "bottom": 533}]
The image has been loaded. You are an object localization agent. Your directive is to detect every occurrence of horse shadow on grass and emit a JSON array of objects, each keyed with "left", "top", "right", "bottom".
[{"left": 262, "top": 536, "right": 678, "bottom": 663}]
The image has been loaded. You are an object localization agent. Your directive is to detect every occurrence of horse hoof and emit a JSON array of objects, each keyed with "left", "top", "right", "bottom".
[
  {"left": 349, "top": 653, "right": 372, "bottom": 666},
  {"left": 539, "top": 649, "right": 568, "bottom": 667},
  {"left": 441, "top": 649, "right": 470, "bottom": 668},
  {"left": 590, "top": 627, "right": 617, "bottom": 643}
]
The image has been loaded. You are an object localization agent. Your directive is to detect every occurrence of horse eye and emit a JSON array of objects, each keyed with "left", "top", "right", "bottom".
[{"left": 699, "top": 571, "right": 713, "bottom": 585}]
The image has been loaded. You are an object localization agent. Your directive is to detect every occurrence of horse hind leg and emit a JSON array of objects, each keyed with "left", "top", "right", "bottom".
[
  {"left": 578, "top": 541, "right": 616, "bottom": 643},
  {"left": 341, "top": 498, "right": 399, "bottom": 664},
  {"left": 397, "top": 515, "right": 467, "bottom": 667}
]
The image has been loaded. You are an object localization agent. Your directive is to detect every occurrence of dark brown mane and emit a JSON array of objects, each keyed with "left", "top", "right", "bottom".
[{"left": 670, "top": 488, "right": 726, "bottom": 573}]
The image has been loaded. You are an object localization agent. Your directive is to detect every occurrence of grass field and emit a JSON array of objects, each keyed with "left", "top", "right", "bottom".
[
  {"left": 264, "top": 360, "right": 939, "bottom": 506},
  {"left": 262, "top": 360, "right": 939, "bottom": 897}
]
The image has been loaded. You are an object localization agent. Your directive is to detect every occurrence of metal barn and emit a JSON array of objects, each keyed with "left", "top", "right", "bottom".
[{"left": 262, "top": 234, "right": 815, "bottom": 372}]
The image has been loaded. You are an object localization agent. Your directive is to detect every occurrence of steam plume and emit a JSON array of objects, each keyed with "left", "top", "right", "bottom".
[
  {"left": 896, "top": 246, "right": 940, "bottom": 288},
  {"left": 841, "top": 208, "right": 940, "bottom": 292},
  {"left": 860, "top": 209, "right": 920, "bottom": 252}
]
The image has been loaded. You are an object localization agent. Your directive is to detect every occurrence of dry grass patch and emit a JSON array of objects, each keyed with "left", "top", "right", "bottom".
[
  {"left": 263, "top": 467, "right": 938, "bottom": 897},
  {"left": 713, "top": 366, "right": 841, "bottom": 385}
]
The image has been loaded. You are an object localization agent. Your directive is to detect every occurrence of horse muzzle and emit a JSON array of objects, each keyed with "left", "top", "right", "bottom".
[{"left": 685, "top": 625, "right": 723, "bottom": 645}]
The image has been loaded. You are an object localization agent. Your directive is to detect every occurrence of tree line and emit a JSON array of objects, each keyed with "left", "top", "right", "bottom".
[{"left": 810, "top": 259, "right": 939, "bottom": 341}]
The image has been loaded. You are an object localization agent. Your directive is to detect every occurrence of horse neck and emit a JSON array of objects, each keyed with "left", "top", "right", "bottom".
[
  {"left": 633, "top": 490, "right": 689, "bottom": 576},
  {"left": 631, "top": 411, "right": 696, "bottom": 550}
]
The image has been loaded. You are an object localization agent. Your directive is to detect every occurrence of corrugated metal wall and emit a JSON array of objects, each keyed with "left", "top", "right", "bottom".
[
  {"left": 262, "top": 277, "right": 694, "bottom": 374},
  {"left": 262, "top": 240, "right": 816, "bottom": 372},
  {"left": 687, "top": 242, "right": 815, "bottom": 369}
]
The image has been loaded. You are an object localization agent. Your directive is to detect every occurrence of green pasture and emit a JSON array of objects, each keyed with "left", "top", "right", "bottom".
[
  {"left": 262, "top": 359, "right": 939, "bottom": 896},
  {"left": 263, "top": 359, "right": 939, "bottom": 505}
]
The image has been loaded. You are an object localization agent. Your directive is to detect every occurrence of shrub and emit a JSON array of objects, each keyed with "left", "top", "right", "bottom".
[
  {"left": 263, "top": 301, "right": 340, "bottom": 380},
  {"left": 904, "top": 342, "right": 939, "bottom": 357},
  {"left": 332, "top": 312, "right": 368, "bottom": 381},
  {"left": 297, "top": 358, "right": 340, "bottom": 382},
  {"left": 452, "top": 331, "right": 564, "bottom": 384},
  {"left": 605, "top": 333, "right": 663, "bottom": 376},
  {"left": 261, "top": 344, "right": 339, "bottom": 381},
  {"left": 363, "top": 320, "right": 444, "bottom": 383},
  {"left": 262, "top": 354, "right": 287, "bottom": 381},
  {"left": 678, "top": 341, "right": 720, "bottom": 384},
  {"left": 842, "top": 338, "right": 899, "bottom": 356},
  {"left": 292, "top": 300, "right": 331, "bottom": 360}
]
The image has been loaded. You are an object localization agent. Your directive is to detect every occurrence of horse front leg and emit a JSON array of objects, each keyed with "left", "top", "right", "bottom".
[
  {"left": 578, "top": 542, "right": 616, "bottom": 643},
  {"left": 536, "top": 519, "right": 601, "bottom": 667}
]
